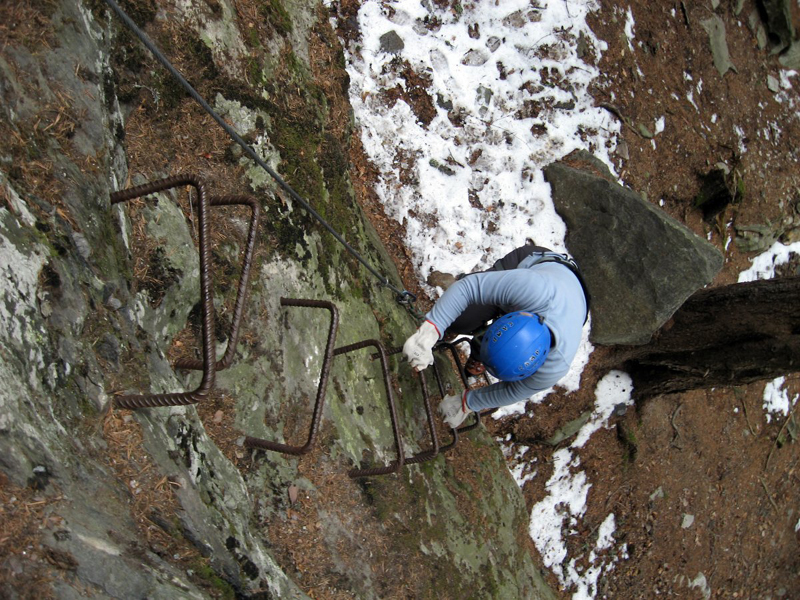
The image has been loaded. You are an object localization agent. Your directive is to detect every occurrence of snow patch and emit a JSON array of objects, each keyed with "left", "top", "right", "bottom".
[
  {"left": 762, "top": 377, "right": 799, "bottom": 423},
  {"left": 738, "top": 241, "right": 800, "bottom": 282}
]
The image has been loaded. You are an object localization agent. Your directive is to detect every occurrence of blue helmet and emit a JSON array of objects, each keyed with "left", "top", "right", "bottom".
[{"left": 479, "top": 311, "right": 551, "bottom": 381}]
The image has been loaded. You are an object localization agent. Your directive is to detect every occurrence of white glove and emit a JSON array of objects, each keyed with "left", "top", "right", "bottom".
[
  {"left": 438, "top": 392, "right": 471, "bottom": 429},
  {"left": 402, "top": 320, "right": 439, "bottom": 371}
]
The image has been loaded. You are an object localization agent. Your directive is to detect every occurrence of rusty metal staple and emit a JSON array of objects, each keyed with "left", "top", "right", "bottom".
[
  {"left": 331, "top": 340, "right": 406, "bottom": 478},
  {"left": 384, "top": 340, "right": 496, "bottom": 455},
  {"left": 244, "top": 298, "right": 339, "bottom": 455},
  {"left": 110, "top": 174, "right": 216, "bottom": 409},
  {"left": 382, "top": 339, "right": 490, "bottom": 438},
  {"left": 174, "top": 195, "right": 261, "bottom": 372},
  {"left": 108, "top": 177, "right": 492, "bottom": 477},
  {"left": 381, "top": 345, "right": 458, "bottom": 465},
  {"left": 402, "top": 366, "right": 441, "bottom": 465},
  {"left": 246, "top": 331, "right": 448, "bottom": 475},
  {"left": 435, "top": 339, "right": 487, "bottom": 434},
  {"left": 427, "top": 356, "right": 460, "bottom": 452}
]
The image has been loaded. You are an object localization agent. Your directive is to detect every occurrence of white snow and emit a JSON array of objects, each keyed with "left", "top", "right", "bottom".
[
  {"left": 528, "top": 370, "right": 632, "bottom": 594},
  {"left": 572, "top": 371, "right": 633, "bottom": 448},
  {"left": 733, "top": 124, "right": 747, "bottom": 154},
  {"left": 529, "top": 447, "right": 590, "bottom": 571},
  {"left": 624, "top": 7, "right": 636, "bottom": 51},
  {"left": 332, "top": 0, "right": 616, "bottom": 284},
  {"left": 738, "top": 240, "right": 800, "bottom": 282},
  {"left": 762, "top": 377, "right": 799, "bottom": 423}
]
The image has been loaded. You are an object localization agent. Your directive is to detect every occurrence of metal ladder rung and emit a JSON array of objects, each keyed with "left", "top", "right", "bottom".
[{"left": 244, "top": 299, "right": 339, "bottom": 456}]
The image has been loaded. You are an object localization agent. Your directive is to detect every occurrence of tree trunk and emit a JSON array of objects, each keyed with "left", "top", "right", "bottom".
[{"left": 611, "top": 275, "right": 800, "bottom": 398}]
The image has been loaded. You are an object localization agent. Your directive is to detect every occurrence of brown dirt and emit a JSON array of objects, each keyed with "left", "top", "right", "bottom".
[
  {"left": 0, "top": 471, "right": 65, "bottom": 597},
  {"left": 557, "top": 3, "right": 800, "bottom": 596}
]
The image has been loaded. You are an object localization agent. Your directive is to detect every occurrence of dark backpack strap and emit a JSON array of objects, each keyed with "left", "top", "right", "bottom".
[
  {"left": 490, "top": 245, "right": 553, "bottom": 272},
  {"left": 528, "top": 252, "right": 592, "bottom": 324}
]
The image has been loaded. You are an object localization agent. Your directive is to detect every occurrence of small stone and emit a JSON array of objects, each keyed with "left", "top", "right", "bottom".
[
  {"left": 0, "top": 410, "right": 14, "bottom": 432},
  {"left": 427, "top": 271, "right": 457, "bottom": 291},
  {"left": 212, "top": 410, "right": 224, "bottom": 424},
  {"left": 616, "top": 139, "right": 630, "bottom": 160},
  {"left": 756, "top": 25, "right": 768, "bottom": 51},
  {"left": 486, "top": 36, "right": 501, "bottom": 53},
  {"left": 682, "top": 514, "right": 695, "bottom": 528},
  {"left": 701, "top": 15, "right": 736, "bottom": 77},
  {"left": 105, "top": 296, "right": 122, "bottom": 310},
  {"left": 476, "top": 85, "right": 493, "bottom": 106},
  {"left": 87, "top": 380, "right": 110, "bottom": 413},
  {"left": 555, "top": 99, "right": 576, "bottom": 111},
  {"left": 379, "top": 30, "right": 404, "bottom": 54},
  {"left": 767, "top": 75, "right": 780, "bottom": 93},
  {"left": 436, "top": 93, "right": 453, "bottom": 111},
  {"left": 779, "top": 41, "right": 800, "bottom": 70},
  {"left": 72, "top": 233, "right": 91, "bottom": 260},
  {"left": 461, "top": 49, "right": 489, "bottom": 66},
  {"left": 96, "top": 334, "right": 121, "bottom": 367},
  {"left": 576, "top": 30, "right": 589, "bottom": 59}
]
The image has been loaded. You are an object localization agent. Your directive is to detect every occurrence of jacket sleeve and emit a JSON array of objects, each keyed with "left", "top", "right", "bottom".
[{"left": 464, "top": 346, "right": 570, "bottom": 410}]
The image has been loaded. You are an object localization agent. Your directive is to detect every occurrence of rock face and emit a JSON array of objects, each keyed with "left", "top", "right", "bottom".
[
  {"left": 758, "top": 0, "right": 796, "bottom": 50},
  {"left": 0, "top": 1, "right": 552, "bottom": 598},
  {"left": 544, "top": 151, "right": 724, "bottom": 345}
]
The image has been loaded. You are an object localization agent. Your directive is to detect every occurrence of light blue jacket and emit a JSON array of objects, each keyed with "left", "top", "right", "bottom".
[{"left": 426, "top": 257, "right": 587, "bottom": 410}]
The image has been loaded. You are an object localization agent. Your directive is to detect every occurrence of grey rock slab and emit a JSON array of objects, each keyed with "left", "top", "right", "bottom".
[
  {"left": 544, "top": 151, "right": 723, "bottom": 345},
  {"left": 779, "top": 40, "right": 800, "bottom": 69},
  {"left": 700, "top": 15, "right": 736, "bottom": 76}
]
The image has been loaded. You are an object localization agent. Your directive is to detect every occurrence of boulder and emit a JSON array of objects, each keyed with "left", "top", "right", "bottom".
[{"left": 544, "top": 151, "right": 724, "bottom": 345}]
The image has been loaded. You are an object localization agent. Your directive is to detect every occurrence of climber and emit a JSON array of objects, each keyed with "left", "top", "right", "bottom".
[{"left": 403, "top": 244, "right": 590, "bottom": 428}]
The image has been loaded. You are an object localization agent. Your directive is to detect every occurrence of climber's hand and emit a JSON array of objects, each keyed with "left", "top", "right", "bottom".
[
  {"left": 402, "top": 320, "right": 439, "bottom": 371},
  {"left": 438, "top": 392, "right": 471, "bottom": 429}
]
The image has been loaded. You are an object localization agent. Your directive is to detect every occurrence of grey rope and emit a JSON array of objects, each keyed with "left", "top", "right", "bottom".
[{"left": 103, "top": 0, "right": 420, "bottom": 311}]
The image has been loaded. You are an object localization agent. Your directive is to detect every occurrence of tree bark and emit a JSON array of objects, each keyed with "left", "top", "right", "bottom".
[{"left": 610, "top": 275, "right": 800, "bottom": 398}]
